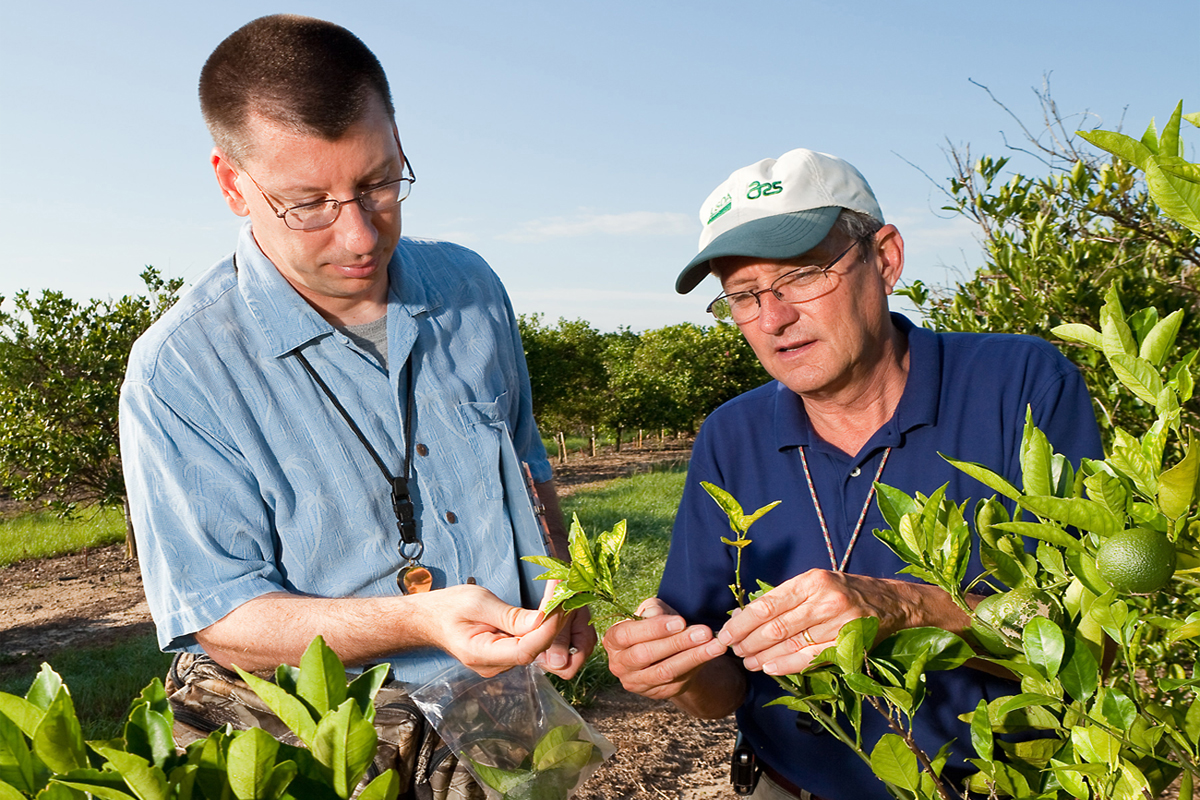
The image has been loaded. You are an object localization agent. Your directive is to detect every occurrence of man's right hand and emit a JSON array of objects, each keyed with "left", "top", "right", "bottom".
[
  {"left": 406, "top": 583, "right": 564, "bottom": 677},
  {"left": 601, "top": 597, "right": 729, "bottom": 701}
]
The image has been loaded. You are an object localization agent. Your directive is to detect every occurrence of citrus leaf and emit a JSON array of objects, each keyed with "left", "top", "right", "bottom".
[
  {"left": 875, "top": 483, "right": 920, "bottom": 533},
  {"left": 1109, "top": 354, "right": 1165, "bottom": 405},
  {"left": 742, "top": 500, "right": 781, "bottom": 528},
  {"left": 869, "top": 734, "right": 920, "bottom": 792},
  {"left": 1020, "top": 409, "right": 1054, "bottom": 497},
  {"left": 235, "top": 670, "right": 319, "bottom": 748},
  {"left": 31, "top": 687, "right": 86, "bottom": 774},
  {"left": 941, "top": 456, "right": 1020, "bottom": 502},
  {"left": 992, "top": 521, "right": 1085, "bottom": 553},
  {"left": 1138, "top": 308, "right": 1185, "bottom": 367},
  {"left": 1052, "top": 322, "right": 1103, "bottom": 350},
  {"left": 1016, "top": 495, "right": 1122, "bottom": 536},
  {"left": 1078, "top": 129, "right": 1154, "bottom": 170},
  {"left": 701, "top": 482, "right": 745, "bottom": 531},
  {"left": 1159, "top": 433, "right": 1200, "bottom": 520},
  {"left": 521, "top": 556, "right": 570, "bottom": 582},
  {"left": 970, "top": 699, "right": 993, "bottom": 761},
  {"left": 225, "top": 728, "right": 282, "bottom": 800},
  {"left": 298, "top": 636, "right": 347, "bottom": 718},
  {"left": 357, "top": 770, "right": 401, "bottom": 800},
  {"left": 1022, "top": 617, "right": 1066, "bottom": 680}
]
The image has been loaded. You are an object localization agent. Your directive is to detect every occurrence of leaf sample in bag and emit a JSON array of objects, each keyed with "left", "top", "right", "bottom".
[{"left": 467, "top": 723, "right": 603, "bottom": 800}]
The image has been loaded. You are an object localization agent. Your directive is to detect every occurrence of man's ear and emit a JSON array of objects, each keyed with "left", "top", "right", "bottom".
[
  {"left": 212, "top": 147, "right": 250, "bottom": 217},
  {"left": 873, "top": 224, "right": 905, "bottom": 294}
]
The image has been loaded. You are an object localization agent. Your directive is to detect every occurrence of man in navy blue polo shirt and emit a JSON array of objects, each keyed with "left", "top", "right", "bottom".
[{"left": 602, "top": 149, "right": 1101, "bottom": 800}]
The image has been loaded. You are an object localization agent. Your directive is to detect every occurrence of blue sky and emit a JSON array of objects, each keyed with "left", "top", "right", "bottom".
[{"left": 2, "top": 1, "right": 1196, "bottom": 331}]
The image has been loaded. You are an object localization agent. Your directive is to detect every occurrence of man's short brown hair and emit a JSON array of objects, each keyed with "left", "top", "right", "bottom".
[{"left": 199, "top": 14, "right": 395, "bottom": 163}]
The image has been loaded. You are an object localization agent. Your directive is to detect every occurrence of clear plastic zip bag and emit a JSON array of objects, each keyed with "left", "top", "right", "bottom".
[{"left": 408, "top": 662, "right": 615, "bottom": 800}]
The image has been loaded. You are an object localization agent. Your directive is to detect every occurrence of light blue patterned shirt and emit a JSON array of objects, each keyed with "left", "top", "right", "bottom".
[{"left": 120, "top": 223, "right": 552, "bottom": 683}]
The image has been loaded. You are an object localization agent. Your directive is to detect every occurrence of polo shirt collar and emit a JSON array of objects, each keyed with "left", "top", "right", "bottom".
[{"left": 772, "top": 312, "right": 941, "bottom": 454}]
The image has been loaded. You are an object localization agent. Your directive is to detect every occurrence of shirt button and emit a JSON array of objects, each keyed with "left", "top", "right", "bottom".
[
  {"left": 445, "top": 511, "right": 458, "bottom": 524},
  {"left": 416, "top": 443, "right": 429, "bottom": 456},
  {"left": 850, "top": 467, "right": 861, "bottom": 477}
]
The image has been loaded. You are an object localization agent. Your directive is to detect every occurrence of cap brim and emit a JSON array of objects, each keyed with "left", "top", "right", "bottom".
[{"left": 675, "top": 207, "right": 842, "bottom": 294}]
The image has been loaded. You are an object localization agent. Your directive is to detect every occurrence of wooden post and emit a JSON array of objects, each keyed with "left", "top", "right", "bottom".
[
  {"left": 589, "top": 426, "right": 597, "bottom": 457},
  {"left": 557, "top": 431, "right": 567, "bottom": 463}
]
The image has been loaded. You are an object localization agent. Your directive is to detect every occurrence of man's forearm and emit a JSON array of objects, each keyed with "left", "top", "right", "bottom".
[
  {"left": 195, "top": 592, "right": 438, "bottom": 672},
  {"left": 194, "top": 584, "right": 545, "bottom": 675}
]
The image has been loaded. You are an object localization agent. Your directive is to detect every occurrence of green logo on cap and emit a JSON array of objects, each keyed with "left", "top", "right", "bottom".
[
  {"left": 747, "top": 181, "right": 783, "bottom": 200},
  {"left": 707, "top": 193, "right": 732, "bottom": 225}
]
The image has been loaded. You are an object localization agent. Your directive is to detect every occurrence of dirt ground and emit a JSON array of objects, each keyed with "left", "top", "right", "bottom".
[{"left": 0, "top": 438, "right": 741, "bottom": 799}]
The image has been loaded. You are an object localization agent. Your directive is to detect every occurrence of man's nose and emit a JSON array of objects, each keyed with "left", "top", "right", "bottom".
[
  {"left": 755, "top": 290, "right": 797, "bottom": 333},
  {"left": 336, "top": 199, "right": 382, "bottom": 253}
]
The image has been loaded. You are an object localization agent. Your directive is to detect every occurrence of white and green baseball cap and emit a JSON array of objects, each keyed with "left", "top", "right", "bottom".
[{"left": 676, "top": 148, "right": 883, "bottom": 294}]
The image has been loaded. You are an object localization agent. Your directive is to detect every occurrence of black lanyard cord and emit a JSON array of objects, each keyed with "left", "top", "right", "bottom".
[{"left": 292, "top": 345, "right": 418, "bottom": 545}]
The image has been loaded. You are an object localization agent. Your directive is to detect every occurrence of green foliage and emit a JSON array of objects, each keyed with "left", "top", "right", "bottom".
[
  {"left": 518, "top": 315, "right": 767, "bottom": 440},
  {"left": 897, "top": 96, "right": 1200, "bottom": 440},
  {"left": 467, "top": 723, "right": 603, "bottom": 800},
  {"left": 0, "top": 637, "right": 399, "bottom": 800},
  {"left": 524, "top": 514, "right": 642, "bottom": 622},
  {"left": 518, "top": 315, "right": 610, "bottom": 436},
  {"left": 0, "top": 268, "right": 181, "bottom": 520},
  {"left": 0, "top": 634, "right": 173, "bottom": 741}
]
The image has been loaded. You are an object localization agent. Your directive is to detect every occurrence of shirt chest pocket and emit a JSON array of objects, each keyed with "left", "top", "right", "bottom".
[{"left": 455, "top": 392, "right": 510, "bottom": 501}]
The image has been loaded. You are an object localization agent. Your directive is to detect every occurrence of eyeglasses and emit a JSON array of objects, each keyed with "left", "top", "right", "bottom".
[
  {"left": 241, "top": 133, "right": 416, "bottom": 231},
  {"left": 706, "top": 242, "right": 859, "bottom": 324}
]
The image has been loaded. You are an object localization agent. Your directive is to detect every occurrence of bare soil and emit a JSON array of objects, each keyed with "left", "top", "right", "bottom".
[{"left": 0, "top": 438, "right": 739, "bottom": 798}]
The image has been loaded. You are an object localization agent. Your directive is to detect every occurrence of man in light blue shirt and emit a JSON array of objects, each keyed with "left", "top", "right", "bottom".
[{"left": 120, "top": 14, "right": 591, "bottom": 688}]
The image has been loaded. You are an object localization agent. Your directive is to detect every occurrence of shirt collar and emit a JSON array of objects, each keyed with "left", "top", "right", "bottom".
[
  {"left": 233, "top": 223, "right": 442, "bottom": 358},
  {"left": 772, "top": 312, "right": 941, "bottom": 453}
]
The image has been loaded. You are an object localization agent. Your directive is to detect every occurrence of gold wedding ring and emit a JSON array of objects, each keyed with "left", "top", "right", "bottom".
[{"left": 801, "top": 629, "right": 816, "bottom": 646}]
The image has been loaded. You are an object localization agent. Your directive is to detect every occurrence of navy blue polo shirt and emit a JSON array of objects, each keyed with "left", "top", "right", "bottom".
[{"left": 659, "top": 314, "right": 1101, "bottom": 800}]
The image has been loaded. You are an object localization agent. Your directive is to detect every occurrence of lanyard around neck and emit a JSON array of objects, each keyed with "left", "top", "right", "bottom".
[
  {"left": 292, "top": 345, "right": 417, "bottom": 548},
  {"left": 798, "top": 446, "right": 891, "bottom": 572}
]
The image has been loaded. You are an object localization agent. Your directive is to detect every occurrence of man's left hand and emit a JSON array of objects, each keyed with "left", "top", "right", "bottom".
[{"left": 716, "top": 569, "right": 969, "bottom": 676}]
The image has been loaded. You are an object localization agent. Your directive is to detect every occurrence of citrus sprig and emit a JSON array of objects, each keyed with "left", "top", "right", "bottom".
[
  {"left": 523, "top": 514, "right": 642, "bottom": 621},
  {"left": 701, "top": 481, "right": 780, "bottom": 608}
]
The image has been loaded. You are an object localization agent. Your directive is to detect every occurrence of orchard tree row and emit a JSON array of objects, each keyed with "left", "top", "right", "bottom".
[{"left": 517, "top": 314, "right": 768, "bottom": 449}]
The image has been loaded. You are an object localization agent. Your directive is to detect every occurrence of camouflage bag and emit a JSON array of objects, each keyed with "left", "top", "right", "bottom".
[{"left": 165, "top": 653, "right": 485, "bottom": 800}]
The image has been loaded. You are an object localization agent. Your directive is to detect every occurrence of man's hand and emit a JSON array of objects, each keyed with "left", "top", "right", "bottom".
[
  {"left": 412, "top": 584, "right": 566, "bottom": 677},
  {"left": 602, "top": 598, "right": 730, "bottom": 704},
  {"left": 717, "top": 569, "right": 971, "bottom": 676}
]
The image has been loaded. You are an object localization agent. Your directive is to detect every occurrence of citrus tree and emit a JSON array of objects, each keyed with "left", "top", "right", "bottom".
[
  {"left": 0, "top": 268, "right": 180, "bottom": 550},
  {"left": 897, "top": 92, "right": 1200, "bottom": 441}
]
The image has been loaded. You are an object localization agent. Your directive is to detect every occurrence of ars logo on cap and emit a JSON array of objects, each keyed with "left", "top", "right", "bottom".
[{"left": 706, "top": 193, "right": 732, "bottom": 225}]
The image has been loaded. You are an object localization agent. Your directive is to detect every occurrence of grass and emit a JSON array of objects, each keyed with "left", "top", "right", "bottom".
[
  {"left": 0, "top": 505, "right": 128, "bottom": 567},
  {"left": 553, "top": 463, "right": 687, "bottom": 705},
  {"left": 0, "top": 633, "right": 174, "bottom": 740},
  {"left": 0, "top": 466, "right": 687, "bottom": 728}
]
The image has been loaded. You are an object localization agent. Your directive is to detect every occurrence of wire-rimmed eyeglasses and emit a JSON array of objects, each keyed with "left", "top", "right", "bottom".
[
  {"left": 241, "top": 132, "right": 416, "bottom": 232},
  {"left": 706, "top": 242, "right": 858, "bottom": 324}
]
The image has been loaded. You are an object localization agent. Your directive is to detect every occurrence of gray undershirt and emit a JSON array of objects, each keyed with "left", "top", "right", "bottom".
[{"left": 341, "top": 315, "right": 389, "bottom": 371}]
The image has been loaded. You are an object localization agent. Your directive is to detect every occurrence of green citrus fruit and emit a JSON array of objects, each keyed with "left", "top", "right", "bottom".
[
  {"left": 972, "top": 587, "right": 1062, "bottom": 654},
  {"left": 1096, "top": 528, "right": 1177, "bottom": 595}
]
